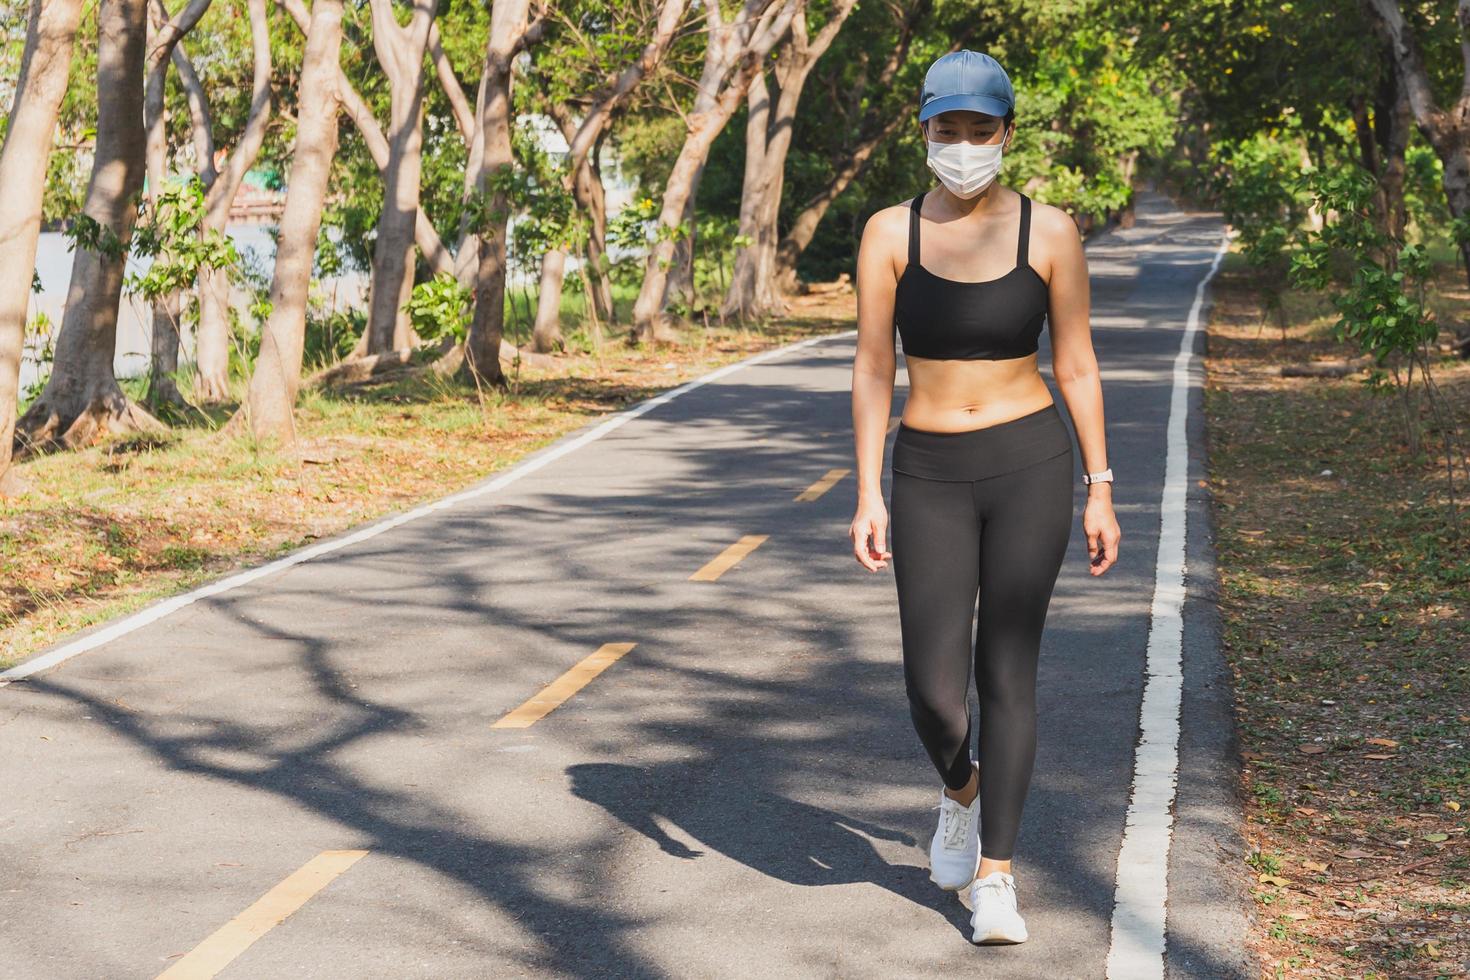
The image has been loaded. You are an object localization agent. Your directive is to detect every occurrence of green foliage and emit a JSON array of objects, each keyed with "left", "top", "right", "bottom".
[
  {"left": 1287, "top": 166, "right": 1439, "bottom": 387},
  {"left": 1404, "top": 145, "right": 1461, "bottom": 253},
  {"left": 304, "top": 307, "right": 366, "bottom": 370},
  {"left": 128, "top": 175, "right": 240, "bottom": 302},
  {"left": 606, "top": 195, "right": 662, "bottom": 291},
  {"left": 1008, "top": 24, "right": 1177, "bottom": 219},
  {"left": 20, "top": 311, "right": 55, "bottom": 409},
  {"left": 230, "top": 238, "right": 363, "bottom": 374},
  {"left": 63, "top": 209, "right": 131, "bottom": 260},
  {"left": 507, "top": 119, "right": 583, "bottom": 259},
  {"left": 405, "top": 272, "right": 472, "bottom": 344},
  {"left": 667, "top": 212, "right": 749, "bottom": 319},
  {"left": 229, "top": 247, "right": 271, "bottom": 381},
  {"left": 1207, "top": 131, "right": 1311, "bottom": 270}
]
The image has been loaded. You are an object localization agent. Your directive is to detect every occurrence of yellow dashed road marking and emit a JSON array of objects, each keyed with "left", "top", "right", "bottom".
[
  {"left": 690, "top": 534, "right": 768, "bottom": 582},
  {"left": 156, "top": 849, "right": 368, "bottom": 979},
  {"left": 492, "top": 642, "right": 639, "bottom": 729},
  {"left": 796, "top": 468, "right": 849, "bottom": 502}
]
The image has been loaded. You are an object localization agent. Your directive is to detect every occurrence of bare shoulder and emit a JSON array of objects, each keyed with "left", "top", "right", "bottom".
[
  {"left": 1026, "top": 197, "right": 1084, "bottom": 283},
  {"left": 1027, "top": 197, "right": 1081, "bottom": 245},
  {"left": 859, "top": 199, "right": 916, "bottom": 278},
  {"left": 862, "top": 199, "right": 913, "bottom": 246}
]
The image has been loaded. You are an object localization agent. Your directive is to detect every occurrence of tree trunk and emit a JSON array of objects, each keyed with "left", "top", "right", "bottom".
[
  {"left": 227, "top": 0, "right": 342, "bottom": 444},
  {"left": 148, "top": 293, "right": 187, "bottom": 408},
  {"left": 631, "top": 0, "right": 796, "bottom": 344},
  {"left": 531, "top": 246, "right": 567, "bottom": 353},
  {"left": 280, "top": 0, "right": 456, "bottom": 291},
  {"left": 723, "top": 1, "right": 853, "bottom": 320},
  {"left": 524, "top": 0, "right": 689, "bottom": 337},
  {"left": 0, "top": 0, "right": 87, "bottom": 492},
  {"left": 665, "top": 168, "right": 703, "bottom": 320},
  {"left": 354, "top": 0, "right": 438, "bottom": 359},
  {"left": 771, "top": 0, "right": 931, "bottom": 292},
  {"left": 582, "top": 150, "right": 617, "bottom": 323},
  {"left": 16, "top": 0, "right": 164, "bottom": 453},
  {"left": 461, "top": 0, "right": 530, "bottom": 388},
  {"left": 725, "top": 71, "right": 779, "bottom": 321},
  {"left": 192, "top": 0, "right": 272, "bottom": 403},
  {"left": 772, "top": 109, "right": 908, "bottom": 293},
  {"left": 1363, "top": 0, "right": 1470, "bottom": 286},
  {"left": 1352, "top": 38, "right": 1413, "bottom": 265},
  {"left": 545, "top": 99, "right": 618, "bottom": 325},
  {"left": 143, "top": 0, "right": 214, "bottom": 412}
]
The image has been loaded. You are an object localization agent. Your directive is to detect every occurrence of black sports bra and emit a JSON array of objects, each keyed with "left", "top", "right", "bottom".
[{"left": 892, "top": 190, "right": 1049, "bottom": 361}]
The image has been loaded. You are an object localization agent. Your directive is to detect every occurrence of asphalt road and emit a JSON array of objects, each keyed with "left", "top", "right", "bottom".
[{"left": 0, "top": 189, "right": 1255, "bottom": 979}]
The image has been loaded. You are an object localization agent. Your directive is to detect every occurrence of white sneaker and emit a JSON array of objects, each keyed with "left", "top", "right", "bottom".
[
  {"left": 927, "top": 774, "right": 980, "bottom": 890},
  {"left": 967, "top": 870, "right": 1028, "bottom": 944}
]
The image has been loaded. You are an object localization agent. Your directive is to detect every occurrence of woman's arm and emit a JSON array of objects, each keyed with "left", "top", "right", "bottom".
[
  {"left": 849, "top": 206, "right": 902, "bottom": 572},
  {"left": 1040, "top": 206, "right": 1121, "bottom": 576}
]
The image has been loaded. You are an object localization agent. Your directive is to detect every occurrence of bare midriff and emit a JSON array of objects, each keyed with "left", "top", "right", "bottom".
[{"left": 900, "top": 351, "right": 1055, "bottom": 433}]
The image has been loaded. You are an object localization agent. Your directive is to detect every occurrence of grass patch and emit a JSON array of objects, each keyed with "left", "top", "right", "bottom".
[{"left": 2, "top": 299, "right": 853, "bottom": 670}]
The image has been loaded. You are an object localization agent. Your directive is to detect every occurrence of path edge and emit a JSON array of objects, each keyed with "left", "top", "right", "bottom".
[
  {"left": 1164, "top": 238, "right": 1259, "bottom": 979},
  {"left": 0, "top": 328, "right": 855, "bottom": 686}
]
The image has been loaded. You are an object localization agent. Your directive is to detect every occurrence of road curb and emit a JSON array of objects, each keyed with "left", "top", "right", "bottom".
[{"left": 1164, "top": 236, "right": 1260, "bottom": 979}]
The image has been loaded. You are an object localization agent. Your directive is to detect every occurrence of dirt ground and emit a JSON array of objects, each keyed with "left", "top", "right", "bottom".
[{"left": 1203, "top": 254, "right": 1470, "bottom": 978}]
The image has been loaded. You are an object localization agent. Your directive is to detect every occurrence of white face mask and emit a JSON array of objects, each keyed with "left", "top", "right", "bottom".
[{"left": 925, "top": 139, "right": 1004, "bottom": 199}]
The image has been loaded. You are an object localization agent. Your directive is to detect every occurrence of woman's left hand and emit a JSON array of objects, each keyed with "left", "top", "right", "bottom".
[{"left": 1083, "top": 485, "right": 1121, "bottom": 576}]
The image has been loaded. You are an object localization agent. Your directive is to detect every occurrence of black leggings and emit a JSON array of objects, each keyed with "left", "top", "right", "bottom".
[{"left": 889, "top": 402, "right": 1075, "bottom": 862}]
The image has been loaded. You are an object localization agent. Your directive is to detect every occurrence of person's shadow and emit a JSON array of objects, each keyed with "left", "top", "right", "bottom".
[{"left": 567, "top": 761, "right": 972, "bottom": 935}]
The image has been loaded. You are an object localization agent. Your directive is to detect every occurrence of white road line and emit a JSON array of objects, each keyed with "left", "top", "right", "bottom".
[
  {"left": 1104, "top": 231, "right": 1231, "bottom": 979},
  {"left": 0, "top": 330, "right": 855, "bottom": 687}
]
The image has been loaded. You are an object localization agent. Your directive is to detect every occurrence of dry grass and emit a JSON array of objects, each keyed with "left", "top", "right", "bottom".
[{"left": 1, "top": 296, "right": 854, "bottom": 669}]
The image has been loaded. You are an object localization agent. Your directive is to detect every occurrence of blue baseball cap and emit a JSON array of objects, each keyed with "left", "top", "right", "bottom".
[{"left": 918, "top": 50, "right": 1014, "bottom": 123}]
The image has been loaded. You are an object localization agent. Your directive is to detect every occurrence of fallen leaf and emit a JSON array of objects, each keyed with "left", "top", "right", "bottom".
[
  {"left": 1258, "top": 873, "right": 1291, "bottom": 886},
  {"left": 1301, "top": 860, "right": 1328, "bottom": 872},
  {"left": 1365, "top": 737, "right": 1398, "bottom": 748},
  {"left": 1363, "top": 753, "right": 1395, "bottom": 760},
  {"left": 1338, "top": 849, "right": 1378, "bottom": 859},
  {"left": 1423, "top": 833, "right": 1448, "bottom": 842},
  {"left": 1298, "top": 744, "right": 1327, "bottom": 754},
  {"left": 1446, "top": 801, "right": 1461, "bottom": 812}
]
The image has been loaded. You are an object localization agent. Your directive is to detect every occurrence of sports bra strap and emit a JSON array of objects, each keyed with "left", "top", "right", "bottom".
[
  {"left": 1017, "top": 193, "right": 1031, "bottom": 267},
  {"left": 908, "top": 192, "right": 925, "bottom": 267}
]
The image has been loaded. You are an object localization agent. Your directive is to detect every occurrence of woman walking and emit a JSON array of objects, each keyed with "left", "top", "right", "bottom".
[{"left": 847, "top": 50, "right": 1121, "bottom": 945}]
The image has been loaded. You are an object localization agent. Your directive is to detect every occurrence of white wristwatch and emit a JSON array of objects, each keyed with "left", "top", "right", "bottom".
[{"left": 1082, "top": 467, "right": 1114, "bottom": 485}]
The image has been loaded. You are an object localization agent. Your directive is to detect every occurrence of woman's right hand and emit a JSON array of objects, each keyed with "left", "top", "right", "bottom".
[{"left": 849, "top": 494, "right": 892, "bottom": 572}]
